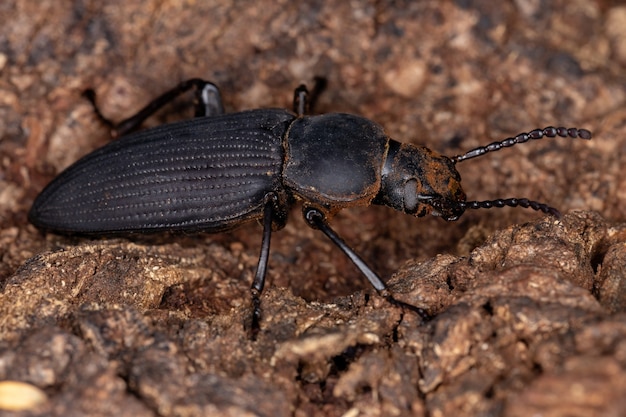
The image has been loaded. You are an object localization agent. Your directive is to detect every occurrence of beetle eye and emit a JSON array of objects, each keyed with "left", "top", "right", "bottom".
[{"left": 404, "top": 178, "right": 419, "bottom": 212}]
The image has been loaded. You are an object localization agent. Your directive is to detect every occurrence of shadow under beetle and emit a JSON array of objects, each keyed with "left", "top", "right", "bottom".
[{"left": 29, "top": 78, "right": 592, "bottom": 331}]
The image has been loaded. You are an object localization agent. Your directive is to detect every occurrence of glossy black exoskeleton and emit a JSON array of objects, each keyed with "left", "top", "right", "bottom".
[{"left": 29, "top": 78, "right": 592, "bottom": 331}]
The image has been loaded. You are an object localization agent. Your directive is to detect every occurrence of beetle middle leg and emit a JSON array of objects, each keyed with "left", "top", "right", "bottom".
[
  {"left": 247, "top": 192, "right": 286, "bottom": 337},
  {"left": 293, "top": 76, "right": 327, "bottom": 116},
  {"left": 84, "top": 78, "right": 223, "bottom": 137},
  {"left": 303, "top": 207, "right": 429, "bottom": 319}
]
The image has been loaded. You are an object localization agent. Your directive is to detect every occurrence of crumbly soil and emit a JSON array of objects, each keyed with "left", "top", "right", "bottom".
[{"left": 1, "top": 1, "right": 626, "bottom": 416}]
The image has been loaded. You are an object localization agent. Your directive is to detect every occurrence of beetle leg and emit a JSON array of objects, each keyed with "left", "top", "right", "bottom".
[
  {"left": 292, "top": 77, "right": 327, "bottom": 117},
  {"left": 293, "top": 85, "right": 309, "bottom": 117},
  {"left": 194, "top": 81, "right": 224, "bottom": 118},
  {"left": 303, "top": 206, "right": 430, "bottom": 320},
  {"left": 84, "top": 78, "right": 222, "bottom": 137},
  {"left": 249, "top": 193, "right": 278, "bottom": 335},
  {"left": 303, "top": 206, "right": 386, "bottom": 291}
]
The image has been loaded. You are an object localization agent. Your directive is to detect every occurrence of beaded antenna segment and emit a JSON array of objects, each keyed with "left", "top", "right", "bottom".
[{"left": 451, "top": 127, "right": 592, "bottom": 217}]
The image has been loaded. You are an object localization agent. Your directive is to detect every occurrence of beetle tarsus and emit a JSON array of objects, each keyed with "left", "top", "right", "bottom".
[
  {"left": 248, "top": 288, "right": 262, "bottom": 340},
  {"left": 384, "top": 294, "right": 431, "bottom": 321}
]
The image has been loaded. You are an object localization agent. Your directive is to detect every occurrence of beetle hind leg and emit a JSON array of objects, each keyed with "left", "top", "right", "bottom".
[
  {"left": 84, "top": 78, "right": 223, "bottom": 137},
  {"left": 194, "top": 81, "right": 224, "bottom": 118}
]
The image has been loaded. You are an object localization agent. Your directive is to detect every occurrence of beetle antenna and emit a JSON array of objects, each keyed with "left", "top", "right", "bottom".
[
  {"left": 460, "top": 198, "right": 561, "bottom": 217},
  {"left": 451, "top": 127, "right": 591, "bottom": 163}
]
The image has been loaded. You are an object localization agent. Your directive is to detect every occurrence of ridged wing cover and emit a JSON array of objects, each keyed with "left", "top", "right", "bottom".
[{"left": 29, "top": 109, "right": 295, "bottom": 234}]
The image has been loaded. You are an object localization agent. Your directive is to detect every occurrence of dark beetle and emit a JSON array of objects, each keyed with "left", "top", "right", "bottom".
[{"left": 29, "top": 78, "right": 591, "bottom": 328}]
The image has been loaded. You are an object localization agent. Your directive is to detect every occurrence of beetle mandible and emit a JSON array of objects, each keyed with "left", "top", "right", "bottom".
[{"left": 29, "top": 78, "right": 592, "bottom": 328}]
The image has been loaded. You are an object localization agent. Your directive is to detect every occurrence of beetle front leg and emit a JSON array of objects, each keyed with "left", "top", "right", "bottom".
[
  {"left": 303, "top": 206, "right": 386, "bottom": 291},
  {"left": 303, "top": 206, "right": 429, "bottom": 319}
]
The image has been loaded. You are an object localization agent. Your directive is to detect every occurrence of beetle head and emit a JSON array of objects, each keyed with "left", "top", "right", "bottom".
[
  {"left": 374, "top": 141, "right": 466, "bottom": 221},
  {"left": 375, "top": 127, "right": 592, "bottom": 220}
]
